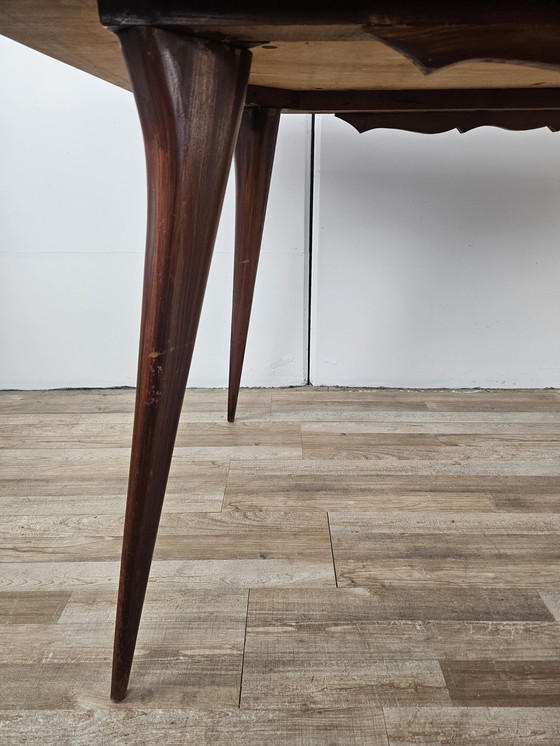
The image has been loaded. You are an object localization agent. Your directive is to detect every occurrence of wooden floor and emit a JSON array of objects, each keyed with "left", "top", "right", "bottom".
[{"left": 1, "top": 386, "right": 560, "bottom": 745}]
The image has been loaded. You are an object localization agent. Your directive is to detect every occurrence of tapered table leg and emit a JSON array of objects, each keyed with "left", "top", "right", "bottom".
[
  {"left": 228, "top": 107, "right": 280, "bottom": 422},
  {"left": 110, "top": 27, "right": 250, "bottom": 702}
]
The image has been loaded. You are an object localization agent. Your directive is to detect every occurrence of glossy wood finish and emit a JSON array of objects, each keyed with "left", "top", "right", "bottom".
[
  {"left": 336, "top": 110, "right": 560, "bottom": 135},
  {"left": 110, "top": 27, "right": 250, "bottom": 701},
  {"left": 246, "top": 85, "right": 560, "bottom": 112},
  {"left": 228, "top": 107, "right": 280, "bottom": 423}
]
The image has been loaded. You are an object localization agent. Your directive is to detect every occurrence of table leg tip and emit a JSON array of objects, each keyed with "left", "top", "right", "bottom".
[{"left": 111, "top": 673, "right": 129, "bottom": 702}]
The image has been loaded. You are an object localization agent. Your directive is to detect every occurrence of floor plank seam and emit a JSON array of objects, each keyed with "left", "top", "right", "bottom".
[
  {"left": 238, "top": 588, "right": 251, "bottom": 709},
  {"left": 221, "top": 461, "right": 232, "bottom": 512},
  {"left": 381, "top": 706, "right": 390, "bottom": 745},
  {"left": 326, "top": 511, "right": 339, "bottom": 588}
]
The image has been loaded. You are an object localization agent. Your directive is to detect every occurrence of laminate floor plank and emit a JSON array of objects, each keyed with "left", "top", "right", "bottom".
[
  {"left": 245, "top": 591, "right": 560, "bottom": 661},
  {"left": 0, "top": 511, "right": 227, "bottom": 538},
  {"left": 244, "top": 619, "right": 560, "bottom": 662},
  {"left": 0, "top": 421, "right": 299, "bottom": 451},
  {"left": 0, "top": 388, "right": 271, "bottom": 419},
  {"left": 437, "top": 432, "right": 560, "bottom": 446},
  {"left": 1, "top": 621, "right": 245, "bottom": 664},
  {"left": 0, "top": 443, "right": 296, "bottom": 476},
  {"left": 0, "top": 559, "right": 334, "bottom": 591},
  {"left": 301, "top": 421, "right": 560, "bottom": 434},
  {"left": 0, "top": 511, "right": 332, "bottom": 564},
  {"left": 540, "top": 591, "right": 560, "bottom": 621},
  {"left": 330, "top": 529, "right": 560, "bottom": 588},
  {"left": 0, "top": 591, "right": 71, "bottom": 624},
  {"left": 241, "top": 657, "right": 451, "bottom": 708},
  {"left": 0, "top": 491, "right": 222, "bottom": 515},
  {"left": 272, "top": 388, "right": 430, "bottom": 409},
  {"left": 0, "top": 389, "right": 137, "bottom": 415},
  {"left": 302, "top": 437, "right": 560, "bottom": 461},
  {"left": 225, "top": 464, "right": 560, "bottom": 511},
  {"left": 0, "top": 458, "right": 228, "bottom": 511},
  {"left": 248, "top": 587, "right": 554, "bottom": 624},
  {"left": 329, "top": 511, "right": 560, "bottom": 591},
  {"left": 328, "top": 510, "right": 560, "bottom": 534},
  {"left": 0, "top": 508, "right": 329, "bottom": 539},
  {"left": 301, "top": 427, "right": 560, "bottom": 461},
  {"left": 0, "top": 412, "right": 135, "bottom": 425},
  {"left": 383, "top": 706, "right": 560, "bottom": 745},
  {"left": 57, "top": 585, "right": 243, "bottom": 624},
  {"left": 0, "top": 707, "right": 388, "bottom": 746},
  {"left": 0, "top": 660, "right": 241, "bottom": 710},
  {"left": 271, "top": 385, "right": 560, "bottom": 417},
  {"left": 424, "top": 391, "right": 560, "bottom": 412},
  {"left": 492, "top": 493, "right": 560, "bottom": 512},
  {"left": 440, "top": 660, "right": 560, "bottom": 707}
]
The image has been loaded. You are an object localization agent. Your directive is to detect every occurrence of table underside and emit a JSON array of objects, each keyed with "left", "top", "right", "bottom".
[{"left": 3, "top": 1, "right": 560, "bottom": 99}]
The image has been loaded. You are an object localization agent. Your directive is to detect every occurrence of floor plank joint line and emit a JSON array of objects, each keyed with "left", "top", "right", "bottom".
[
  {"left": 221, "top": 461, "right": 232, "bottom": 513},
  {"left": 381, "top": 707, "right": 390, "bottom": 746},
  {"left": 327, "top": 511, "right": 339, "bottom": 588},
  {"left": 238, "top": 588, "right": 251, "bottom": 709}
]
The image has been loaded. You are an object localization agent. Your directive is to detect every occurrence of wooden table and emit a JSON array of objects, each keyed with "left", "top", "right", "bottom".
[{"left": 2, "top": 1, "right": 560, "bottom": 702}]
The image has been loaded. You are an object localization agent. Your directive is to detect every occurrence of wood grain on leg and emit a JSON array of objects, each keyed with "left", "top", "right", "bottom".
[
  {"left": 228, "top": 107, "right": 280, "bottom": 422},
  {"left": 110, "top": 27, "right": 250, "bottom": 702}
]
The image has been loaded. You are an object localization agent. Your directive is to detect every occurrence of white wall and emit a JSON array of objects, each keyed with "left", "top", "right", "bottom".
[
  {"left": 2, "top": 34, "right": 560, "bottom": 390},
  {"left": 311, "top": 115, "right": 560, "bottom": 387},
  {"left": 0, "top": 36, "right": 309, "bottom": 389}
]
